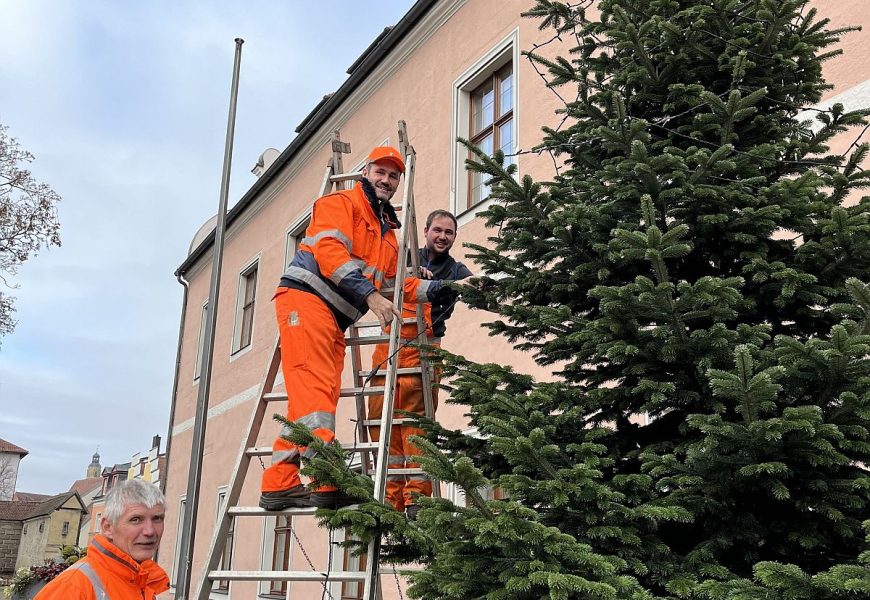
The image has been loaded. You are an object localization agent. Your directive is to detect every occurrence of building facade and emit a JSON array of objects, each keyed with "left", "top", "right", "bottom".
[
  {"left": 0, "top": 439, "right": 28, "bottom": 502},
  {"left": 160, "top": 1, "right": 870, "bottom": 598},
  {"left": 12, "top": 492, "right": 87, "bottom": 571}
]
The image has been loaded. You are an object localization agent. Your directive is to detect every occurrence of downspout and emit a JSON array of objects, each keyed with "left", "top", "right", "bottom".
[
  {"left": 161, "top": 272, "right": 190, "bottom": 497},
  {"left": 155, "top": 272, "right": 188, "bottom": 563}
]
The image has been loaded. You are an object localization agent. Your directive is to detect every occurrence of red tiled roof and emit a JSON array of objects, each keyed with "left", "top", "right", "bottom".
[
  {"left": 0, "top": 438, "right": 28, "bottom": 455},
  {"left": 68, "top": 477, "right": 103, "bottom": 496},
  {"left": 0, "top": 500, "right": 40, "bottom": 521},
  {"left": 23, "top": 492, "right": 86, "bottom": 520},
  {"left": 12, "top": 492, "right": 51, "bottom": 502}
]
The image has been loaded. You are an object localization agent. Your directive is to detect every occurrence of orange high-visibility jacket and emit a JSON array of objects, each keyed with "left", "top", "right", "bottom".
[
  {"left": 34, "top": 534, "right": 169, "bottom": 600},
  {"left": 280, "top": 180, "right": 440, "bottom": 329}
]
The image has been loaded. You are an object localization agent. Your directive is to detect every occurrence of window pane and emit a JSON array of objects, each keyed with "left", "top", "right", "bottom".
[
  {"left": 471, "top": 80, "right": 494, "bottom": 135},
  {"left": 499, "top": 67, "right": 513, "bottom": 116},
  {"left": 469, "top": 134, "right": 493, "bottom": 208},
  {"left": 244, "top": 268, "right": 258, "bottom": 304},
  {"left": 194, "top": 303, "right": 208, "bottom": 379},
  {"left": 499, "top": 119, "right": 513, "bottom": 162}
]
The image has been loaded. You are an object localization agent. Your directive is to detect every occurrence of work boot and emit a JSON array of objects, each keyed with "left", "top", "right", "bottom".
[
  {"left": 404, "top": 504, "right": 421, "bottom": 521},
  {"left": 259, "top": 484, "right": 310, "bottom": 510},
  {"left": 309, "top": 490, "right": 358, "bottom": 509}
]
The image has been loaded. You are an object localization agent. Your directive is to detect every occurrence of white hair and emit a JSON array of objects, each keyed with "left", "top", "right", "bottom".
[{"left": 103, "top": 479, "right": 165, "bottom": 525}]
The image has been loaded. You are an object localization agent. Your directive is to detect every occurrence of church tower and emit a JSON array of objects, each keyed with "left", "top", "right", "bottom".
[{"left": 86, "top": 449, "right": 101, "bottom": 478}]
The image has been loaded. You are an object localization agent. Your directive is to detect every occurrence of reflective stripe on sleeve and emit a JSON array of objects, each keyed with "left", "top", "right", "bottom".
[
  {"left": 416, "top": 279, "right": 435, "bottom": 301},
  {"left": 283, "top": 266, "right": 364, "bottom": 322},
  {"left": 302, "top": 229, "right": 352, "bottom": 251},
  {"left": 331, "top": 259, "right": 364, "bottom": 284}
]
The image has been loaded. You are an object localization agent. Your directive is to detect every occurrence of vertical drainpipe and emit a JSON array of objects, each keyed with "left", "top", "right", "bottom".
[{"left": 155, "top": 272, "right": 189, "bottom": 563}]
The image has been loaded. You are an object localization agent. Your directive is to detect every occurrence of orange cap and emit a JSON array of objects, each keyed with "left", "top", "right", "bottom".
[{"left": 366, "top": 146, "right": 405, "bottom": 174}]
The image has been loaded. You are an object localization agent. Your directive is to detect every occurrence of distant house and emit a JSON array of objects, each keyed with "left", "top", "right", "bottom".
[
  {"left": 14, "top": 492, "right": 87, "bottom": 570},
  {"left": 68, "top": 477, "right": 103, "bottom": 548},
  {"left": 0, "top": 438, "right": 28, "bottom": 501},
  {"left": 0, "top": 492, "right": 87, "bottom": 575},
  {"left": 0, "top": 500, "right": 37, "bottom": 576}
]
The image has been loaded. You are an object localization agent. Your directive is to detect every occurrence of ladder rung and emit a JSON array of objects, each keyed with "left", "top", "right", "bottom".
[
  {"left": 347, "top": 334, "right": 390, "bottom": 346},
  {"left": 209, "top": 570, "right": 365, "bottom": 582},
  {"left": 246, "top": 442, "right": 379, "bottom": 458},
  {"left": 340, "top": 386, "right": 385, "bottom": 397},
  {"left": 355, "top": 318, "right": 417, "bottom": 328},
  {"left": 387, "top": 468, "right": 426, "bottom": 475},
  {"left": 228, "top": 506, "right": 318, "bottom": 517},
  {"left": 329, "top": 172, "right": 362, "bottom": 183},
  {"left": 263, "top": 387, "right": 386, "bottom": 404},
  {"left": 362, "top": 418, "right": 415, "bottom": 427},
  {"left": 359, "top": 367, "right": 423, "bottom": 377}
]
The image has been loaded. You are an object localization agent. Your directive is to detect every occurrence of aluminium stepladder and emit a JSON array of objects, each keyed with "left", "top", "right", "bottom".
[{"left": 192, "top": 121, "right": 437, "bottom": 600}]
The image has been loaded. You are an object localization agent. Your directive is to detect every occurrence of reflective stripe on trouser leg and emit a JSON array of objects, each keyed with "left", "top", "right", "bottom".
[{"left": 263, "top": 288, "right": 346, "bottom": 493}]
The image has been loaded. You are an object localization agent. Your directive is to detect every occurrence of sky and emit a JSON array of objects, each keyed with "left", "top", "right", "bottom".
[{"left": 0, "top": 0, "right": 416, "bottom": 495}]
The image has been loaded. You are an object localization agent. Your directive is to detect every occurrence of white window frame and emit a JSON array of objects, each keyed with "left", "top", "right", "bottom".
[
  {"left": 258, "top": 514, "right": 295, "bottom": 598},
  {"left": 193, "top": 300, "right": 208, "bottom": 383},
  {"left": 230, "top": 255, "right": 260, "bottom": 359},
  {"left": 211, "top": 486, "right": 233, "bottom": 596},
  {"left": 450, "top": 29, "right": 520, "bottom": 227},
  {"left": 284, "top": 210, "right": 312, "bottom": 272},
  {"left": 170, "top": 495, "right": 186, "bottom": 588}
]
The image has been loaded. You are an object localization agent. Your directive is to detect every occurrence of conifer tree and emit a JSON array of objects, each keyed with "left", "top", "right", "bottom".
[{"left": 290, "top": 1, "right": 870, "bottom": 597}]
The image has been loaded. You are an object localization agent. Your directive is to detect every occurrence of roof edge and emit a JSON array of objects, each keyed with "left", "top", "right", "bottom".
[{"left": 176, "top": 0, "right": 437, "bottom": 277}]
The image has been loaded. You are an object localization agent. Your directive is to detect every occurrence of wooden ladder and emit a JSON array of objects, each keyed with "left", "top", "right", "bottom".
[{"left": 191, "top": 121, "right": 435, "bottom": 600}]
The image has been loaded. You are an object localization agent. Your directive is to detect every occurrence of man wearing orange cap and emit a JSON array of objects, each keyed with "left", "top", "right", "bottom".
[{"left": 260, "top": 146, "right": 444, "bottom": 510}]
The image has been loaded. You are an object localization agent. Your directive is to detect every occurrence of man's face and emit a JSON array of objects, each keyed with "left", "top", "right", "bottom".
[
  {"left": 101, "top": 503, "right": 165, "bottom": 563},
  {"left": 362, "top": 159, "right": 402, "bottom": 203},
  {"left": 424, "top": 215, "right": 457, "bottom": 256}
]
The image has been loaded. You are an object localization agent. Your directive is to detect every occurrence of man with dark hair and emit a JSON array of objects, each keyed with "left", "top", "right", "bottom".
[
  {"left": 260, "top": 147, "right": 445, "bottom": 511},
  {"left": 36, "top": 479, "right": 169, "bottom": 599},
  {"left": 369, "top": 209, "right": 471, "bottom": 519}
]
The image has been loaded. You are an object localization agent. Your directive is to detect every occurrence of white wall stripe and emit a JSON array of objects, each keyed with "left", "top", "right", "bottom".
[
  {"left": 797, "top": 78, "right": 870, "bottom": 131},
  {"left": 171, "top": 384, "right": 260, "bottom": 436}
]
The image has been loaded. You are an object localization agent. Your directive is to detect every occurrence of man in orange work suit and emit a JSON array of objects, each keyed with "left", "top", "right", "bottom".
[
  {"left": 260, "top": 146, "right": 444, "bottom": 511},
  {"left": 35, "top": 479, "right": 169, "bottom": 599},
  {"left": 369, "top": 209, "right": 471, "bottom": 520}
]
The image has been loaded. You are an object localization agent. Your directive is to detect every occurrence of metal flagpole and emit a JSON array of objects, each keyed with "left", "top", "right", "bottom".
[{"left": 175, "top": 37, "right": 244, "bottom": 600}]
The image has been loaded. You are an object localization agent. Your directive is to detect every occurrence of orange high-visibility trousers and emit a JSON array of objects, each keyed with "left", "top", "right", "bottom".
[
  {"left": 368, "top": 342, "right": 439, "bottom": 511},
  {"left": 262, "top": 287, "right": 346, "bottom": 493}
]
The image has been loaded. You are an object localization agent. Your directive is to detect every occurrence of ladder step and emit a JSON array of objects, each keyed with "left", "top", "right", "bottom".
[
  {"left": 209, "top": 570, "right": 366, "bottom": 582},
  {"left": 387, "top": 467, "right": 426, "bottom": 475},
  {"left": 245, "top": 442, "right": 379, "bottom": 458},
  {"left": 355, "top": 318, "right": 417, "bottom": 329},
  {"left": 329, "top": 172, "right": 362, "bottom": 183},
  {"left": 359, "top": 367, "right": 423, "bottom": 377},
  {"left": 341, "top": 386, "right": 385, "bottom": 397},
  {"left": 263, "top": 386, "right": 386, "bottom": 404},
  {"left": 362, "top": 418, "right": 416, "bottom": 427},
  {"left": 228, "top": 506, "right": 318, "bottom": 517},
  {"left": 346, "top": 334, "right": 390, "bottom": 346}
]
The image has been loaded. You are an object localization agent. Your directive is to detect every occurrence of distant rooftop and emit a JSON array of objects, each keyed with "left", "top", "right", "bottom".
[{"left": 0, "top": 438, "right": 28, "bottom": 456}]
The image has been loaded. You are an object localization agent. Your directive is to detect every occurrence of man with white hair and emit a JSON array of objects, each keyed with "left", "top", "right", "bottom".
[{"left": 35, "top": 479, "right": 169, "bottom": 599}]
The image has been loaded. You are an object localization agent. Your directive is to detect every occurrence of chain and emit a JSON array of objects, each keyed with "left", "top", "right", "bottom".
[{"left": 291, "top": 523, "right": 336, "bottom": 600}]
